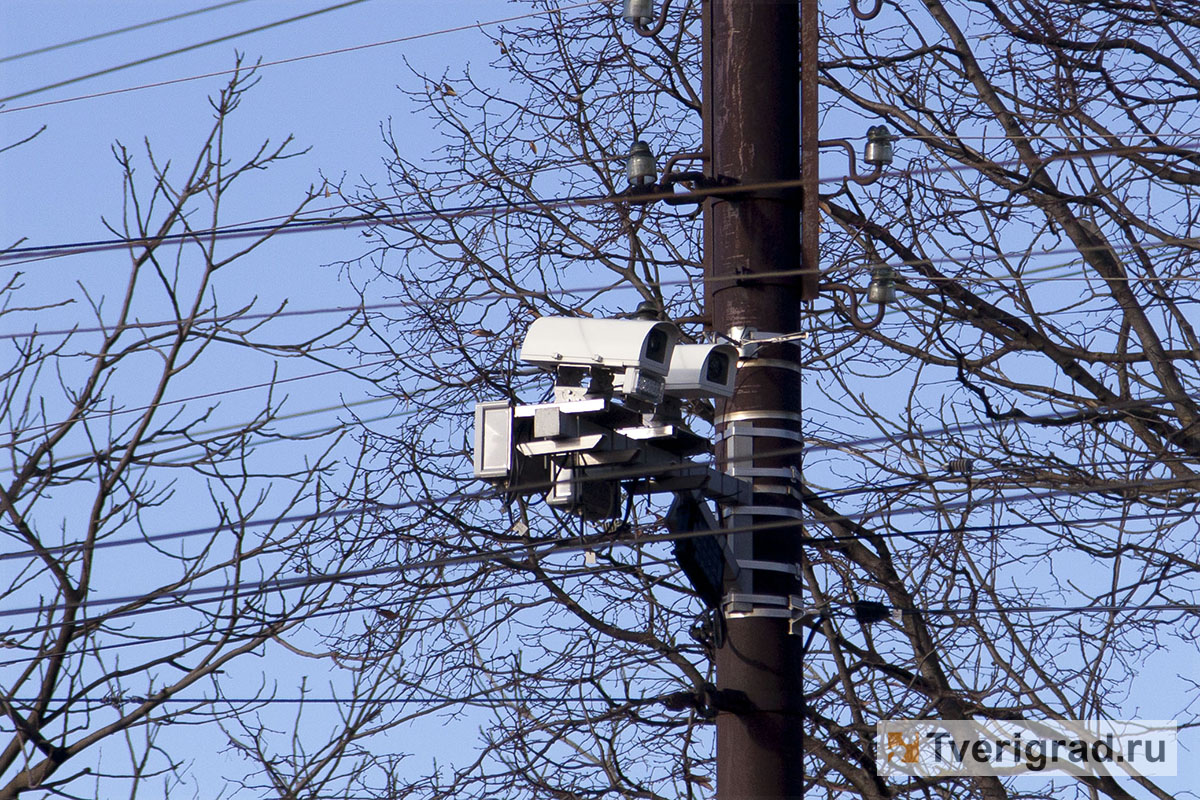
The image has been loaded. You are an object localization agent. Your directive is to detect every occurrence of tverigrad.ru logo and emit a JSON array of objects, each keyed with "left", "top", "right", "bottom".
[{"left": 877, "top": 719, "right": 1176, "bottom": 778}]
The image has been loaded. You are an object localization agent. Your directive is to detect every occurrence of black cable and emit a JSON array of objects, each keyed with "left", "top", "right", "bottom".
[
  {"left": 5, "top": 247, "right": 1198, "bottom": 342},
  {"left": 4, "top": 387, "right": 1196, "bottom": 567},
  {"left": 2, "top": 356, "right": 395, "bottom": 447},
  {"left": 3, "top": 695, "right": 660, "bottom": 707},
  {"left": 1, "top": 502, "right": 1192, "bottom": 663},
  {"left": 2, "top": 471, "right": 1196, "bottom": 638},
  {"left": 6, "top": 165, "right": 1200, "bottom": 270},
  {"left": 0, "top": 563, "right": 630, "bottom": 668},
  {"left": 5, "top": 183, "right": 1198, "bottom": 274},
  {"left": 10, "top": 319, "right": 1178, "bottom": 450},
  {"left": 895, "top": 602, "right": 1200, "bottom": 617},
  {"left": 0, "top": 193, "right": 608, "bottom": 264},
  {"left": 0, "top": 0, "right": 375, "bottom": 105},
  {"left": 0, "top": 298, "right": 447, "bottom": 342},
  {"left": 0, "top": 2, "right": 599, "bottom": 115},
  {"left": 3, "top": 534, "right": 1194, "bottom": 666},
  {"left": 0, "top": 0, "right": 261, "bottom": 64},
  {"left": 806, "top": 448, "right": 1200, "bottom": 505},
  {"left": 4, "top": 399, "right": 1193, "bottom": 563}
]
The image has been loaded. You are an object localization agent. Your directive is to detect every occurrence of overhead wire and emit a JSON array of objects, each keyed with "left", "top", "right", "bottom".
[
  {"left": 6, "top": 174, "right": 1200, "bottom": 289},
  {"left": 807, "top": 449, "right": 1200, "bottom": 505},
  {"left": 2, "top": 444, "right": 1191, "bottom": 572},
  {"left": 4, "top": 388, "right": 1196, "bottom": 564},
  {"left": 15, "top": 498, "right": 1169, "bottom": 674},
  {"left": 1, "top": 499, "right": 1194, "bottom": 654},
  {"left": 6, "top": 134, "right": 1200, "bottom": 262},
  {"left": 2, "top": 506, "right": 1190, "bottom": 662},
  {"left": 1, "top": 1, "right": 376, "bottom": 105},
  {"left": 1, "top": 460, "right": 1196, "bottom": 639},
  {"left": 2, "top": 242, "right": 1197, "bottom": 347},
  {"left": 0, "top": 394, "right": 400, "bottom": 473},
  {"left": 0, "top": 1, "right": 603, "bottom": 115},
  {"left": 3, "top": 4, "right": 1198, "bottom": 291},
  {"left": 8, "top": 391, "right": 488, "bottom": 471},
  {"left": 0, "top": 314, "right": 548, "bottom": 448},
  {"left": 1, "top": 357, "right": 395, "bottom": 447},
  {"left": 1, "top": 237, "right": 1190, "bottom": 444},
  {"left": 3, "top": 694, "right": 661, "bottom": 708},
  {"left": 0, "top": 562, "right": 632, "bottom": 668},
  {"left": 0, "top": 0, "right": 263, "bottom": 64}
]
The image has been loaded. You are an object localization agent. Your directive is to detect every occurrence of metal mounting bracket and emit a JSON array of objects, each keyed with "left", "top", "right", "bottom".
[
  {"left": 736, "top": 559, "right": 801, "bottom": 577},
  {"left": 722, "top": 592, "right": 821, "bottom": 636}
]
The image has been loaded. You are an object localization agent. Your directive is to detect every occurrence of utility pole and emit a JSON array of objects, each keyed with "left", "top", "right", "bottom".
[
  {"left": 707, "top": 0, "right": 809, "bottom": 797},
  {"left": 488, "top": 1, "right": 837, "bottom": 793}
]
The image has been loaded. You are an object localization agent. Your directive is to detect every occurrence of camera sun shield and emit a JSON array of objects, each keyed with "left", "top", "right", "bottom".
[
  {"left": 664, "top": 343, "right": 739, "bottom": 398},
  {"left": 519, "top": 317, "right": 679, "bottom": 376}
]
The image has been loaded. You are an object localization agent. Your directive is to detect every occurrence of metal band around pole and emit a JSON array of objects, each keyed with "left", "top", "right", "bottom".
[{"left": 716, "top": 409, "right": 804, "bottom": 425}]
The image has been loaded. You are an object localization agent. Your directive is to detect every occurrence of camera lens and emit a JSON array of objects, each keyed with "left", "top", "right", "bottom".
[
  {"left": 706, "top": 352, "right": 729, "bottom": 383},
  {"left": 644, "top": 329, "right": 669, "bottom": 363}
]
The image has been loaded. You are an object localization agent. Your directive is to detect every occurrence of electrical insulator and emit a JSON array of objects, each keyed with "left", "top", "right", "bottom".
[
  {"left": 622, "top": 0, "right": 654, "bottom": 26},
  {"left": 867, "top": 264, "right": 897, "bottom": 305},
  {"left": 625, "top": 140, "right": 658, "bottom": 187},
  {"left": 863, "top": 124, "right": 894, "bottom": 167}
]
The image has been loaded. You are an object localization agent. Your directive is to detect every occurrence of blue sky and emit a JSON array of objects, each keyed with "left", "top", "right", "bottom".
[
  {"left": 0, "top": 2, "right": 557, "bottom": 793},
  {"left": 2, "top": 2, "right": 1197, "bottom": 796},
  {"left": 0, "top": 0, "right": 537, "bottom": 477}
]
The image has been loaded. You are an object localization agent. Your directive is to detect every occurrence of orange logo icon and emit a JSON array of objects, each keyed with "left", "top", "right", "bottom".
[{"left": 887, "top": 731, "right": 920, "bottom": 764}]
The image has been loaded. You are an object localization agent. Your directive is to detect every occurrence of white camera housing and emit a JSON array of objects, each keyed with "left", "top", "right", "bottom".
[
  {"left": 664, "top": 343, "right": 739, "bottom": 398},
  {"left": 519, "top": 317, "right": 678, "bottom": 376}
]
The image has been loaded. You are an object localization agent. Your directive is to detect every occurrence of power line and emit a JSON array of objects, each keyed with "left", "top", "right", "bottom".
[
  {"left": 2, "top": 506, "right": 1194, "bottom": 661},
  {"left": 2, "top": 443, "right": 1190, "bottom": 570},
  {"left": 2, "top": 357, "right": 393, "bottom": 448},
  {"left": 896, "top": 602, "right": 1200, "bottom": 617},
  {"left": 0, "top": 563, "right": 631, "bottom": 668},
  {"left": 1, "top": 501, "right": 1193, "bottom": 661},
  {"left": 6, "top": 176, "right": 1200, "bottom": 293},
  {"left": 803, "top": 391, "right": 1185, "bottom": 454},
  {"left": 3, "top": 694, "right": 660, "bottom": 707},
  {"left": 0, "top": 0, "right": 372, "bottom": 105},
  {"left": 6, "top": 136, "right": 1200, "bottom": 262},
  {"left": 808, "top": 449, "right": 1200, "bottom": 505},
  {"left": 2, "top": 258, "right": 1196, "bottom": 351},
  {"left": 0, "top": 1, "right": 602, "bottom": 115},
  {"left": 2, "top": 317, "right": 530, "bottom": 447},
  {"left": 1, "top": 468, "right": 1195, "bottom": 637},
  {"left": 0, "top": 193, "right": 608, "bottom": 264},
  {"left": 0, "top": 394, "right": 400, "bottom": 472},
  {"left": 3, "top": 245, "right": 1197, "bottom": 346},
  {"left": 4, "top": 389, "right": 1195, "bottom": 565},
  {"left": 0, "top": 298, "right": 486, "bottom": 342},
  {"left": 0, "top": 0, "right": 262, "bottom": 64}
]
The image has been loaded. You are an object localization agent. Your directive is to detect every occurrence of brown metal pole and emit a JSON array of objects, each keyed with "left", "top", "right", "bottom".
[{"left": 707, "top": 0, "right": 807, "bottom": 797}]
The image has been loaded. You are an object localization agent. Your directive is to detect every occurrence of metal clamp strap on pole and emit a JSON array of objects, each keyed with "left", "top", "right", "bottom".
[
  {"left": 717, "top": 409, "right": 804, "bottom": 426},
  {"left": 736, "top": 358, "right": 802, "bottom": 374},
  {"left": 727, "top": 466, "right": 797, "bottom": 479},
  {"left": 716, "top": 424, "right": 805, "bottom": 443},
  {"left": 727, "top": 505, "right": 806, "bottom": 520},
  {"left": 723, "top": 592, "right": 821, "bottom": 636},
  {"left": 737, "top": 559, "right": 801, "bottom": 577},
  {"left": 723, "top": 592, "right": 794, "bottom": 619},
  {"left": 752, "top": 484, "right": 806, "bottom": 502}
]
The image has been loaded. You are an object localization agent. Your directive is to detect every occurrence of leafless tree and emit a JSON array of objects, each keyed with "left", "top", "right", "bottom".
[
  {"left": 0, "top": 69, "right": 406, "bottom": 799},
  {"left": 16, "top": 2, "right": 1188, "bottom": 798},
  {"left": 330, "top": 0, "right": 1200, "bottom": 798}
]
